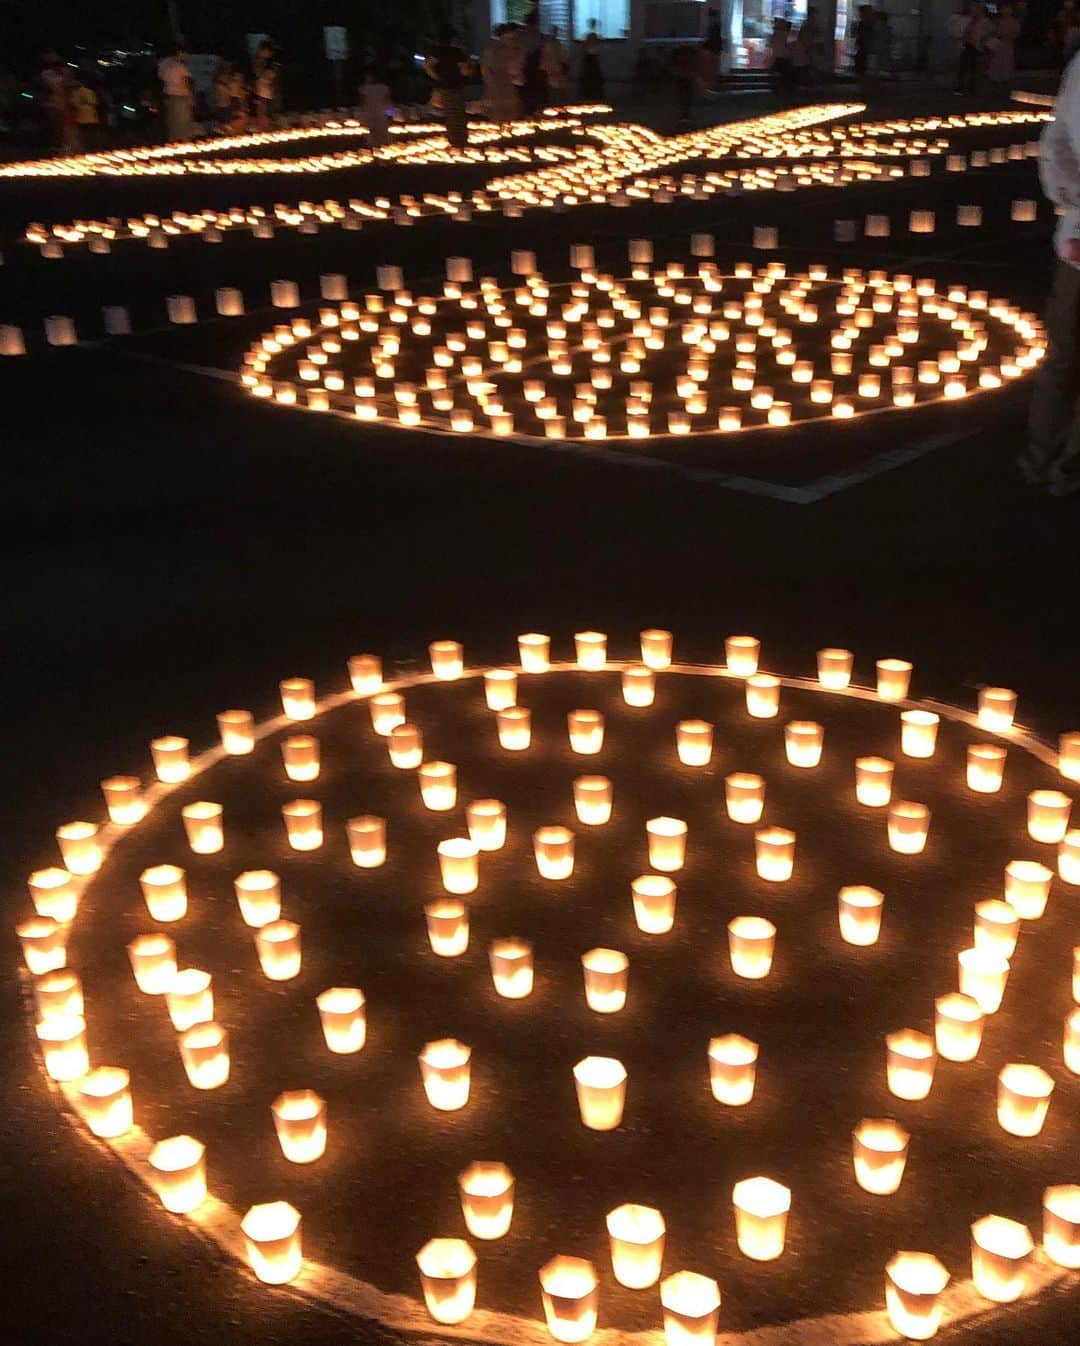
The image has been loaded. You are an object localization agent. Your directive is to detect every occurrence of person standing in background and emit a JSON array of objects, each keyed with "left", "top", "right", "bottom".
[
  {"left": 955, "top": 1, "right": 988, "bottom": 95},
  {"left": 39, "top": 51, "right": 66, "bottom": 149},
  {"left": 158, "top": 44, "right": 194, "bottom": 141},
  {"left": 1018, "top": 56, "right": 1080, "bottom": 496},
  {"left": 702, "top": 9, "right": 724, "bottom": 92},
  {"left": 541, "top": 27, "right": 567, "bottom": 105},
  {"left": 986, "top": 3, "right": 1020, "bottom": 95},
  {"left": 359, "top": 66, "right": 392, "bottom": 147},
  {"left": 579, "top": 20, "right": 605, "bottom": 101},
  {"left": 482, "top": 27, "right": 521, "bottom": 119},
  {"left": 68, "top": 73, "right": 99, "bottom": 150},
  {"left": 425, "top": 26, "right": 471, "bottom": 149}
]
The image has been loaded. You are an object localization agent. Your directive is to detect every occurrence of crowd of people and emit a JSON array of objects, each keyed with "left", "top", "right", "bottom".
[{"left": 767, "top": 6, "right": 830, "bottom": 95}]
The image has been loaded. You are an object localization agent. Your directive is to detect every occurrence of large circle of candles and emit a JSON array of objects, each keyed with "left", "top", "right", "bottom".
[
  {"left": 149, "top": 1134, "right": 206, "bottom": 1213},
  {"left": 179, "top": 1021, "right": 230, "bottom": 1089},
  {"left": 466, "top": 798, "right": 507, "bottom": 851},
  {"left": 234, "top": 870, "right": 281, "bottom": 927},
  {"left": 496, "top": 706, "right": 532, "bottom": 752},
  {"left": 574, "top": 776, "right": 613, "bottom": 826},
  {"left": 935, "top": 992, "right": 985, "bottom": 1062},
  {"left": 640, "top": 628, "right": 673, "bottom": 670},
  {"left": 568, "top": 709, "right": 604, "bottom": 754},
  {"left": 901, "top": 710, "right": 939, "bottom": 758},
  {"left": 317, "top": 986, "right": 366, "bottom": 1053},
  {"left": 1060, "top": 732, "right": 1080, "bottom": 782},
  {"left": 852, "top": 1119, "right": 910, "bottom": 1194},
  {"left": 888, "top": 801, "right": 930, "bottom": 854},
  {"left": 217, "top": 709, "right": 255, "bottom": 755},
  {"left": 539, "top": 1255, "right": 600, "bottom": 1343},
  {"left": 997, "top": 1064, "right": 1054, "bottom": 1137},
  {"left": 18, "top": 916, "right": 66, "bottom": 974},
  {"left": 817, "top": 647, "right": 853, "bottom": 689},
  {"left": 419, "top": 1038, "right": 471, "bottom": 1111},
  {"left": 151, "top": 735, "right": 190, "bottom": 783},
  {"left": 280, "top": 676, "right": 316, "bottom": 720},
  {"left": 574, "top": 631, "right": 607, "bottom": 670},
  {"left": 784, "top": 720, "right": 824, "bottom": 768},
  {"left": 425, "top": 899, "right": 469, "bottom": 956},
  {"left": 974, "top": 899, "right": 1020, "bottom": 959},
  {"left": 732, "top": 1177, "right": 790, "bottom": 1261},
  {"left": 1003, "top": 859, "right": 1052, "bottom": 919},
  {"left": 242, "top": 1201, "right": 302, "bottom": 1285},
  {"left": 755, "top": 826, "right": 795, "bottom": 881},
  {"left": 283, "top": 798, "right": 322, "bottom": 850},
  {"left": 582, "top": 947, "right": 629, "bottom": 1013},
  {"left": 660, "top": 1269, "right": 721, "bottom": 1345},
  {"left": 370, "top": 691, "right": 405, "bottom": 735},
  {"left": 534, "top": 825, "right": 574, "bottom": 879},
  {"left": 855, "top": 756, "right": 894, "bottom": 808},
  {"left": 876, "top": 658, "right": 912, "bottom": 701},
  {"left": 35, "top": 969, "right": 83, "bottom": 1021},
  {"left": 181, "top": 802, "right": 223, "bottom": 855},
  {"left": 79, "top": 1067, "right": 133, "bottom": 1138},
  {"left": 272, "top": 1089, "right": 327, "bottom": 1163},
  {"left": 959, "top": 946, "right": 1010, "bottom": 1013},
  {"left": 459, "top": 1161, "right": 515, "bottom": 1241},
  {"left": 676, "top": 720, "right": 713, "bottom": 766},
  {"left": 574, "top": 1055, "right": 627, "bottom": 1130},
  {"left": 518, "top": 632, "right": 551, "bottom": 672},
  {"left": 348, "top": 653, "right": 382, "bottom": 695},
  {"left": 1044, "top": 1186, "right": 1080, "bottom": 1268},
  {"left": 708, "top": 1033, "right": 758, "bottom": 1105},
  {"left": 727, "top": 916, "right": 776, "bottom": 979},
  {"left": 56, "top": 821, "right": 101, "bottom": 875},
  {"left": 256, "top": 919, "right": 302, "bottom": 980},
  {"left": 606, "top": 1203, "right": 666, "bottom": 1289},
  {"left": 167, "top": 968, "right": 213, "bottom": 1031},
  {"left": 622, "top": 665, "right": 655, "bottom": 707},
  {"left": 388, "top": 723, "right": 423, "bottom": 769},
  {"left": 282, "top": 735, "right": 320, "bottom": 782},
  {"left": 101, "top": 775, "right": 145, "bottom": 825},
  {"left": 632, "top": 874, "right": 677, "bottom": 934},
  {"left": 127, "top": 933, "right": 177, "bottom": 994},
  {"left": 746, "top": 674, "right": 780, "bottom": 718},
  {"left": 885, "top": 1252, "right": 950, "bottom": 1340},
  {"left": 886, "top": 1029, "right": 936, "bottom": 1100},
  {"left": 1028, "top": 789, "right": 1072, "bottom": 843},
  {"left": 419, "top": 761, "right": 458, "bottom": 810},
  {"left": 489, "top": 937, "right": 534, "bottom": 998},
  {"left": 429, "top": 639, "right": 464, "bottom": 681},
  {"left": 484, "top": 668, "right": 518, "bottom": 710},
  {"left": 978, "top": 687, "right": 1017, "bottom": 732},
  {"left": 647, "top": 816, "right": 687, "bottom": 871},
  {"left": 28, "top": 867, "right": 77, "bottom": 923},
  {"left": 725, "top": 635, "right": 760, "bottom": 676},
  {"left": 725, "top": 772, "right": 765, "bottom": 823},
  {"left": 348, "top": 815, "right": 386, "bottom": 868},
  {"left": 36, "top": 1015, "right": 88, "bottom": 1081},
  {"left": 970, "top": 1216, "right": 1033, "bottom": 1302},
  {"left": 838, "top": 885, "right": 884, "bottom": 946},
  {"left": 968, "top": 744, "right": 1006, "bottom": 793},
  {"left": 438, "top": 838, "right": 479, "bottom": 894}
]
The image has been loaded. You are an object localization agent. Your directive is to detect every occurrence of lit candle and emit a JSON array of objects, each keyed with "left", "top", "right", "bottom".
[
  {"left": 660, "top": 1270, "right": 721, "bottom": 1346},
  {"left": 622, "top": 665, "right": 655, "bottom": 707},
  {"left": 534, "top": 825, "right": 574, "bottom": 879},
  {"left": 978, "top": 687, "right": 1017, "bottom": 732},
  {"left": 574, "top": 1055, "right": 627, "bottom": 1130},
  {"left": 256, "top": 919, "right": 302, "bottom": 980},
  {"left": 997, "top": 1064, "right": 1054, "bottom": 1137},
  {"left": 28, "top": 867, "right": 77, "bottom": 923},
  {"left": 518, "top": 632, "right": 551, "bottom": 672},
  {"left": 489, "top": 938, "right": 533, "bottom": 999},
  {"left": 935, "top": 992, "right": 985, "bottom": 1061},
  {"left": 217, "top": 709, "right": 255, "bottom": 754},
  {"left": 607, "top": 1203, "right": 666, "bottom": 1289},
  {"left": 677, "top": 720, "right": 713, "bottom": 766},
  {"left": 18, "top": 916, "right": 67, "bottom": 974},
  {"left": 641, "top": 628, "right": 673, "bottom": 670},
  {"left": 888, "top": 801, "right": 930, "bottom": 854},
  {"left": 348, "top": 815, "right": 386, "bottom": 868},
  {"left": 647, "top": 816, "right": 687, "bottom": 871},
  {"left": 568, "top": 709, "right": 604, "bottom": 754},
  {"left": 967, "top": 744, "right": 1006, "bottom": 793},
  {"left": 725, "top": 635, "right": 760, "bottom": 676},
  {"left": 631, "top": 874, "right": 677, "bottom": 933},
  {"left": 1060, "top": 830, "right": 1080, "bottom": 884},
  {"left": 838, "top": 885, "right": 884, "bottom": 946},
  {"left": 974, "top": 899, "right": 1020, "bottom": 958},
  {"left": 876, "top": 658, "right": 913, "bottom": 701},
  {"left": 36, "top": 1015, "right": 88, "bottom": 1081},
  {"left": 425, "top": 899, "right": 469, "bottom": 956},
  {"left": 166, "top": 968, "right": 213, "bottom": 1030},
  {"left": 970, "top": 1216, "right": 1033, "bottom": 1302},
  {"left": 539, "top": 1256, "right": 600, "bottom": 1343},
  {"left": 56, "top": 821, "right": 101, "bottom": 875},
  {"left": 348, "top": 653, "right": 383, "bottom": 695},
  {"left": 179, "top": 1021, "right": 230, "bottom": 1089},
  {"left": 438, "top": 837, "right": 479, "bottom": 894},
  {"left": 574, "top": 631, "right": 607, "bottom": 669},
  {"left": 1060, "top": 732, "right": 1080, "bottom": 782},
  {"left": 387, "top": 722, "right": 423, "bottom": 769},
  {"left": 34, "top": 969, "right": 83, "bottom": 1021},
  {"left": 127, "top": 933, "right": 177, "bottom": 993},
  {"left": 708, "top": 1033, "right": 758, "bottom": 1105},
  {"left": 855, "top": 756, "right": 894, "bottom": 807},
  {"left": 429, "top": 639, "right": 464, "bottom": 680},
  {"left": 316, "top": 986, "right": 366, "bottom": 1052},
  {"left": 885, "top": 1252, "right": 950, "bottom": 1341},
  {"left": 725, "top": 772, "right": 765, "bottom": 823},
  {"left": 582, "top": 947, "right": 629, "bottom": 1013},
  {"left": 886, "top": 1029, "right": 936, "bottom": 1100},
  {"left": 727, "top": 916, "right": 776, "bottom": 979},
  {"left": 149, "top": 1134, "right": 206, "bottom": 1213},
  {"left": 496, "top": 706, "right": 532, "bottom": 751},
  {"left": 282, "top": 735, "right": 320, "bottom": 782},
  {"left": 181, "top": 802, "right": 223, "bottom": 855},
  {"left": 419, "top": 1038, "right": 471, "bottom": 1110},
  {"left": 101, "top": 775, "right": 146, "bottom": 825},
  {"left": 784, "top": 720, "right": 824, "bottom": 767},
  {"left": 370, "top": 691, "right": 405, "bottom": 735},
  {"left": 233, "top": 869, "right": 280, "bottom": 927},
  {"left": 959, "top": 946, "right": 1010, "bottom": 1013},
  {"left": 755, "top": 826, "right": 795, "bottom": 881},
  {"left": 1003, "top": 859, "right": 1052, "bottom": 919},
  {"left": 419, "top": 761, "right": 458, "bottom": 810},
  {"left": 282, "top": 798, "right": 322, "bottom": 850},
  {"left": 732, "top": 1177, "right": 790, "bottom": 1261},
  {"left": 242, "top": 1202, "right": 302, "bottom": 1285},
  {"left": 901, "top": 710, "right": 939, "bottom": 758},
  {"left": 746, "top": 673, "right": 780, "bottom": 718},
  {"left": 852, "top": 1118, "right": 909, "bottom": 1194},
  {"left": 484, "top": 668, "right": 518, "bottom": 710},
  {"left": 280, "top": 676, "right": 316, "bottom": 720},
  {"left": 464, "top": 798, "right": 505, "bottom": 851},
  {"left": 1028, "top": 789, "right": 1072, "bottom": 843},
  {"left": 459, "top": 1161, "right": 514, "bottom": 1240},
  {"left": 817, "top": 647, "right": 854, "bottom": 689},
  {"left": 272, "top": 1088, "right": 327, "bottom": 1162},
  {"left": 1043, "top": 1186, "right": 1080, "bottom": 1268},
  {"left": 573, "top": 775, "right": 613, "bottom": 826}
]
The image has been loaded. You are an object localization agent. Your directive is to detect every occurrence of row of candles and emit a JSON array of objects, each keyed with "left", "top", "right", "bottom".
[{"left": 22, "top": 631, "right": 1077, "bottom": 1341}]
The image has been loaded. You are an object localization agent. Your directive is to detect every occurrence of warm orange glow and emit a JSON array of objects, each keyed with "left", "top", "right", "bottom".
[
  {"left": 606, "top": 1203, "right": 666, "bottom": 1288},
  {"left": 755, "top": 826, "right": 795, "bottom": 881},
  {"left": 996, "top": 1063, "right": 1054, "bottom": 1137},
  {"left": 732, "top": 1176, "right": 790, "bottom": 1260},
  {"left": 728, "top": 915, "right": 776, "bottom": 979},
  {"left": 886, "top": 1029, "right": 936, "bottom": 1100},
  {"left": 140, "top": 863, "right": 188, "bottom": 922},
  {"left": 1043, "top": 1185, "right": 1080, "bottom": 1268},
  {"left": 419, "top": 1038, "right": 472, "bottom": 1110},
  {"left": 459, "top": 1161, "right": 515, "bottom": 1239},
  {"left": 179, "top": 1020, "right": 230, "bottom": 1089},
  {"left": 1003, "top": 859, "right": 1052, "bottom": 919},
  {"left": 725, "top": 772, "right": 765, "bottom": 823},
  {"left": 885, "top": 1252, "right": 949, "bottom": 1340},
  {"left": 838, "top": 885, "right": 884, "bottom": 946},
  {"left": 166, "top": 968, "right": 214, "bottom": 1031},
  {"left": 317, "top": 986, "right": 366, "bottom": 1053},
  {"left": 256, "top": 919, "right": 302, "bottom": 980},
  {"left": 127, "top": 932, "right": 177, "bottom": 994},
  {"left": 876, "top": 658, "right": 912, "bottom": 701},
  {"left": 708, "top": 1033, "right": 758, "bottom": 1105},
  {"left": 272, "top": 1088, "right": 327, "bottom": 1163},
  {"left": 539, "top": 1255, "right": 600, "bottom": 1343},
  {"left": 425, "top": 899, "right": 469, "bottom": 956},
  {"left": 935, "top": 992, "right": 985, "bottom": 1062},
  {"left": 348, "top": 815, "right": 387, "bottom": 868},
  {"left": 888, "top": 800, "right": 930, "bottom": 854},
  {"left": 970, "top": 1215, "right": 1033, "bottom": 1302},
  {"left": 234, "top": 869, "right": 282, "bottom": 927},
  {"left": 416, "top": 1238, "right": 477, "bottom": 1325},
  {"left": 852, "top": 1118, "right": 909, "bottom": 1194},
  {"left": 242, "top": 1201, "right": 302, "bottom": 1284},
  {"left": 149, "top": 1134, "right": 206, "bottom": 1213},
  {"left": 647, "top": 816, "right": 688, "bottom": 872},
  {"left": 534, "top": 825, "right": 575, "bottom": 879},
  {"left": 582, "top": 947, "right": 629, "bottom": 1013},
  {"left": 660, "top": 1270, "right": 722, "bottom": 1345},
  {"left": 574, "top": 1055, "right": 627, "bottom": 1130}
]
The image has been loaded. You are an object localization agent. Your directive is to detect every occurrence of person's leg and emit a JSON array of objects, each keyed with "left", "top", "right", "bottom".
[{"left": 1022, "top": 260, "right": 1080, "bottom": 484}]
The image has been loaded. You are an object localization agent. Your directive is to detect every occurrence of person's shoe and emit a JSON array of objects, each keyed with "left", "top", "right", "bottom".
[{"left": 1016, "top": 456, "right": 1046, "bottom": 486}]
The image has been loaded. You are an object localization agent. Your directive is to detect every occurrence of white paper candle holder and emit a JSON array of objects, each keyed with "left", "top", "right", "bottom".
[
  {"left": 755, "top": 827, "right": 795, "bottom": 881},
  {"left": 876, "top": 658, "right": 912, "bottom": 701},
  {"left": 149, "top": 1134, "right": 206, "bottom": 1213},
  {"left": 425, "top": 899, "right": 469, "bottom": 956},
  {"left": 534, "top": 825, "right": 574, "bottom": 879},
  {"left": 539, "top": 1256, "right": 600, "bottom": 1343},
  {"left": 708, "top": 1033, "right": 758, "bottom": 1105},
  {"left": 348, "top": 815, "right": 386, "bottom": 868},
  {"left": 886, "top": 1029, "right": 936, "bottom": 1100},
  {"left": 1043, "top": 1186, "right": 1080, "bottom": 1268},
  {"left": 725, "top": 772, "right": 765, "bottom": 823},
  {"left": 607, "top": 1203, "right": 666, "bottom": 1288},
  {"left": 852, "top": 1118, "right": 909, "bottom": 1194},
  {"left": 242, "top": 1201, "right": 302, "bottom": 1284},
  {"left": 732, "top": 1177, "right": 790, "bottom": 1260},
  {"left": 256, "top": 919, "right": 302, "bottom": 980},
  {"left": 419, "top": 1038, "right": 471, "bottom": 1110},
  {"left": 272, "top": 1088, "right": 327, "bottom": 1163},
  {"left": 885, "top": 1252, "right": 949, "bottom": 1340},
  {"left": 574, "top": 1055, "right": 626, "bottom": 1130},
  {"left": 582, "top": 947, "right": 629, "bottom": 1013},
  {"left": 179, "top": 1020, "right": 230, "bottom": 1089},
  {"left": 728, "top": 916, "right": 776, "bottom": 979},
  {"left": 459, "top": 1161, "right": 515, "bottom": 1239},
  {"left": 901, "top": 710, "right": 939, "bottom": 758},
  {"left": 970, "top": 1216, "right": 1033, "bottom": 1302},
  {"left": 997, "top": 1064, "right": 1054, "bottom": 1137},
  {"left": 935, "top": 992, "right": 984, "bottom": 1062}
]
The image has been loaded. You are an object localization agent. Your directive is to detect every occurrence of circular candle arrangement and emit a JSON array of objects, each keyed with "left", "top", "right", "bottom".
[
  {"left": 17, "top": 634, "right": 1080, "bottom": 1343},
  {"left": 241, "top": 249, "right": 1044, "bottom": 442}
]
